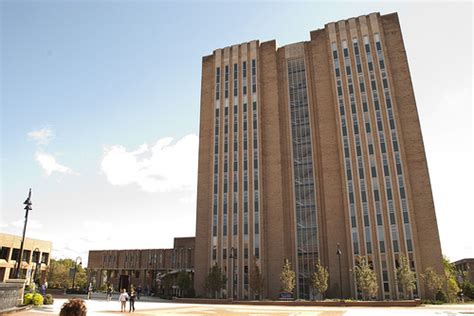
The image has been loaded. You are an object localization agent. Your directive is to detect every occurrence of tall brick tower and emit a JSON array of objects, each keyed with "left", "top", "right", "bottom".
[{"left": 194, "top": 12, "right": 443, "bottom": 300}]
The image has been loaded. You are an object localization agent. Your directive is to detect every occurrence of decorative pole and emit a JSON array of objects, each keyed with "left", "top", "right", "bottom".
[
  {"left": 336, "top": 243, "right": 343, "bottom": 299},
  {"left": 15, "top": 189, "right": 32, "bottom": 278},
  {"left": 33, "top": 247, "right": 41, "bottom": 284},
  {"left": 72, "top": 256, "right": 82, "bottom": 289},
  {"left": 229, "top": 247, "right": 236, "bottom": 299}
]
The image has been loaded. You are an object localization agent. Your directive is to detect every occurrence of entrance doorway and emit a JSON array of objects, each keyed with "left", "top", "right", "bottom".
[{"left": 118, "top": 275, "right": 130, "bottom": 291}]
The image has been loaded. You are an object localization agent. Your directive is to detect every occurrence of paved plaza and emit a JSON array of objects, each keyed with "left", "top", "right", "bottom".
[{"left": 12, "top": 296, "right": 474, "bottom": 316}]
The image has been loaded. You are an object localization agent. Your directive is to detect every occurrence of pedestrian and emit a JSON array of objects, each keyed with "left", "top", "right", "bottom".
[
  {"left": 41, "top": 283, "right": 46, "bottom": 296},
  {"left": 129, "top": 287, "right": 136, "bottom": 312},
  {"left": 87, "top": 283, "right": 93, "bottom": 300},
  {"left": 118, "top": 289, "right": 129, "bottom": 312},
  {"left": 106, "top": 284, "right": 113, "bottom": 302},
  {"left": 136, "top": 285, "right": 142, "bottom": 300},
  {"left": 60, "top": 298, "right": 87, "bottom": 316}
]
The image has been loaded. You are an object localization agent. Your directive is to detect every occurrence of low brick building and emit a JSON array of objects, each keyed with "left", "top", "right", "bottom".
[
  {"left": 454, "top": 258, "right": 474, "bottom": 284},
  {"left": 87, "top": 237, "right": 194, "bottom": 296}
]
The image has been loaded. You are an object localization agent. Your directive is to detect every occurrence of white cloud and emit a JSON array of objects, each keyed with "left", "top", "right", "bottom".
[
  {"left": 35, "top": 151, "right": 77, "bottom": 176},
  {"left": 27, "top": 127, "right": 54, "bottom": 145},
  {"left": 101, "top": 134, "right": 199, "bottom": 192}
]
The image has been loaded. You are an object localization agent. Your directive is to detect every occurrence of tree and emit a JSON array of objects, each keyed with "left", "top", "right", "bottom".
[
  {"left": 396, "top": 254, "right": 416, "bottom": 299},
  {"left": 443, "top": 257, "right": 461, "bottom": 302},
  {"left": 204, "top": 263, "right": 227, "bottom": 298},
  {"left": 249, "top": 257, "right": 264, "bottom": 299},
  {"left": 47, "top": 259, "right": 87, "bottom": 289},
  {"left": 311, "top": 259, "right": 329, "bottom": 300},
  {"left": 162, "top": 274, "right": 174, "bottom": 297},
  {"left": 280, "top": 259, "right": 296, "bottom": 294},
  {"left": 354, "top": 256, "right": 378, "bottom": 300},
  {"left": 421, "top": 267, "right": 444, "bottom": 300},
  {"left": 176, "top": 270, "right": 192, "bottom": 297}
]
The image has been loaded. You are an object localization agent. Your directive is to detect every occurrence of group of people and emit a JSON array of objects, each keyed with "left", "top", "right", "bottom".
[
  {"left": 118, "top": 287, "right": 137, "bottom": 312},
  {"left": 59, "top": 285, "right": 139, "bottom": 315}
]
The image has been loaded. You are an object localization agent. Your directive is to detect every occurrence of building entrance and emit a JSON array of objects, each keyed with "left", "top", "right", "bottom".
[{"left": 118, "top": 275, "right": 130, "bottom": 291}]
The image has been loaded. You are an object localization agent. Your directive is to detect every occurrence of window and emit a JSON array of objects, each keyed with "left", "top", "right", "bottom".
[
  {"left": 23, "top": 250, "right": 31, "bottom": 262},
  {"left": 225, "top": 65, "right": 229, "bottom": 99},
  {"left": 11, "top": 248, "right": 20, "bottom": 261},
  {"left": 215, "top": 67, "right": 220, "bottom": 100},
  {"left": 251, "top": 59, "right": 257, "bottom": 93},
  {"left": 1, "top": 247, "right": 11, "bottom": 260},
  {"left": 233, "top": 64, "right": 238, "bottom": 97}
]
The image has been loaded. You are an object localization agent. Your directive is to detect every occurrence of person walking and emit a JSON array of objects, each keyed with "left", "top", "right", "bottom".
[
  {"left": 136, "top": 285, "right": 142, "bottom": 300},
  {"left": 129, "top": 287, "right": 136, "bottom": 312},
  {"left": 118, "top": 289, "right": 129, "bottom": 312},
  {"left": 106, "top": 284, "right": 113, "bottom": 302},
  {"left": 87, "top": 283, "right": 93, "bottom": 300}
]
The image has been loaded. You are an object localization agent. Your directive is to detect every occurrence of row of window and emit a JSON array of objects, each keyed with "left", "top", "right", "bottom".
[
  {"left": 212, "top": 57, "right": 261, "bottom": 299},
  {"left": 0, "top": 247, "right": 49, "bottom": 263},
  {"left": 287, "top": 57, "right": 319, "bottom": 300},
  {"left": 215, "top": 59, "right": 256, "bottom": 101}
]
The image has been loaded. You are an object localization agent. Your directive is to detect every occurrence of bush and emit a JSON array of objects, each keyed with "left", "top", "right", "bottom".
[
  {"left": 44, "top": 294, "right": 54, "bottom": 305},
  {"left": 24, "top": 293, "right": 34, "bottom": 305},
  {"left": 461, "top": 280, "right": 474, "bottom": 300},
  {"left": 32, "top": 293, "right": 44, "bottom": 306},
  {"left": 435, "top": 290, "right": 447, "bottom": 302}
]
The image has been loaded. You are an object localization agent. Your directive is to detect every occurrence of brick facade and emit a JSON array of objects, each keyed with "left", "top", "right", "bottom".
[{"left": 195, "top": 12, "right": 443, "bottom": 300}]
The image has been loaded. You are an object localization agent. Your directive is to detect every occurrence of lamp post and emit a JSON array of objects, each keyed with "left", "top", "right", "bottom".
[
  {"left": 72, "top": 256, "right": 82, "bottom": 290},
  {"left": 229, "top": 247, "right": 236, "bottom": 300},
  {"left": 15, "top": 189, "right": 33, "bottom": 279},
  {"left": 33, "top": 247, "right": 41, "bottom": 285},
  {"left": 336, "top": 243, "right": 343, "bottom": 299}
]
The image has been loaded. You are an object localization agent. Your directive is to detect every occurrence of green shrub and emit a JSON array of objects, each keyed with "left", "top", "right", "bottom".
[
  {"left": 44, "top": 294, "right": 54, "bottom": 305},
  {"left": 461, "top": 280, "right": 474, "bottom": 299},
  {"left": 435, "top": 290, "right": 447, "bottom": 302},
  {"left": 32, "top": 293, "right": 44, "bottom": 306},
  {"left": 24, "top": 293, "right": 34, "bottom": 305}
]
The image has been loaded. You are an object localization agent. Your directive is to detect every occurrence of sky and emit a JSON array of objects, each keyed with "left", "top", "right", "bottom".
[{"left": 1, "top": 1, "right": 472, "bottom": 266}]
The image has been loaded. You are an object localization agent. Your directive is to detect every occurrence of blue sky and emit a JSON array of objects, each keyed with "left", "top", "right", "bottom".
[{"left": 1, "top": 1, "right": 472, "bottom": 265}]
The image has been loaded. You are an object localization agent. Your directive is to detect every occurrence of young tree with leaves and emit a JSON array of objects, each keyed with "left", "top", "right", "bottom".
[
  {"left": 176, "top": 270, "right": 192, "bottom": 297},
  {"left": 396, "top": 254, "right": 416, "bottom": 299},
  {"left": 311, "top": 259, "right": 329, "bottom": 300},
  {"left": 443, "top": 257, "right": 461, "bottom": 302},
  {"left": 249, "top": 257, "right": 264, "bottom": 300},
  {"left": 47, "top": 258, "right": 87, "bottom": 289},
  {"left": 421, "top": 267, "right": 444, "bottom": 300},
  {"left": 354, "top": 256, "right": 378, "bottom": 300},
  {"left": 280, "top": 259, "right": 296, "bottom": 295},
  {"left": 204, "top": 263, "right": 227, "bottom": 298}
]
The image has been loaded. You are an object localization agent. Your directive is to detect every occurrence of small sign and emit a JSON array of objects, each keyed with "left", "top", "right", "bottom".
[{"left": 69, "top": 268, "right": 76, "bottom": 278}]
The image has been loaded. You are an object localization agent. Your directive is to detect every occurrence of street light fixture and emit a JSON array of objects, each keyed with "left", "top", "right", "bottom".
[
  {"left": 15, "top": 189, "right": 32, "bottom": 279},
  {"left": 33, "top": 247, "right": 41, "bottom": 285},
  {"left": 336, "top": 243, "right": 343, "bottom": 300},
  {"left": 72, "top": 256, "right": 82, "bottom": 290},
  {"left": 229, "top": 247, "right": 237, "bottom": 300}
]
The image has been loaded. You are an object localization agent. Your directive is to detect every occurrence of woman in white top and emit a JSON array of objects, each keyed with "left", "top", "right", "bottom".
[{"left": 118, "top": 289, "right": 129, "bottom": 312}]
